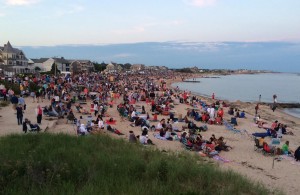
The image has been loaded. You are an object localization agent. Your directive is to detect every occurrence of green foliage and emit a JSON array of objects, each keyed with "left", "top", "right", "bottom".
[
  {"left": 39, "top": 71, "right": 54, "bottom": 75},
  {"left": 0, "top": 80, "right": 20, "bottom": 95},
  {"left": 34, "top": 67, "right": 41, "bottom": 71},
  {"left": 175, "top": 68, "right": 194, "bottom": 73},
  {"left": 120, "top": 63, "right": 132, "bottom": 70},
  {"left": 93, "top": 62, "right": 107, "bottom": 72},
  {"left": 0, "top": 134, "right": 272, "bottom": 195},
  {"left": 0, "top": 101, "right": 9, "bottom": 107},
  {"left": 50, "top": 63, "right": 61, "bottom": 75},
  {"left": 28, "top": 82, "right": 39, "bottom": 92}
]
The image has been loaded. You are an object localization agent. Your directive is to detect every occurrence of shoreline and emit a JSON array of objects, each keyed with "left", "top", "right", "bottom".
[
  {"left": 0, "top": 72, "right": 299, "bottom": 194},
  {"left": 172, "top": 73, "right": 300, "bottom": 108}
]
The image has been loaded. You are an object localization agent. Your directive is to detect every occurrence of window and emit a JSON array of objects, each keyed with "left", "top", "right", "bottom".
[{"left": 66, "top": 68, "right": 70, "bottom": 71}]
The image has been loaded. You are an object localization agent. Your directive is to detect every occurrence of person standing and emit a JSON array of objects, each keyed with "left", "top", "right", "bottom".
[
  {"left": 36, "top": 105, "right": 43, "bottom": 125},
  {"left": 18, "top": 95, "right": 26, "bottom": 111},
  {"left": 11, "top": 94, "right": 19, "bottom": 110},
  {"left": 255, "top": 103, "right": 259, "bottom": 115},
  {"left": 259, "top": 94, "right": 261, "bottom": 102},
  {"left": 273, "top": 94, "right": 277, "bottom": 103},
  {"left": 212, "top": 93, "right": 215, "bottom": 100},
  {"left": 16, "top": 104, "right": 23, "bottom": 125}
]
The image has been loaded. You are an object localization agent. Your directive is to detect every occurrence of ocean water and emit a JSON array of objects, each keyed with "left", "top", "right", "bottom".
[{"left": 172, "top": 73, "right": 300, "bottom": 118}]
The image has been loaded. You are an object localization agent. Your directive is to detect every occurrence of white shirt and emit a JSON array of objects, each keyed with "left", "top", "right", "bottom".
[
  {"left": 139, "top": 135, "right": 147, "bottom": 144},
  {"left": 156, "top": 122, "right": 163, "bottom": 130},
  {"left": 131, "top": 111, "right": 136, "bottom": 118},
  {"left": 277, "top": 128, "right": 283, "bottom": 138},
  {"left": 79, "top": 124, "right": 88, "bottom": 134},
  {"left": 98, "top": 120, "right": 104, "bottom": 128},
  {"left": 54, "top": 96, "right": 59, "bottom": 102}
]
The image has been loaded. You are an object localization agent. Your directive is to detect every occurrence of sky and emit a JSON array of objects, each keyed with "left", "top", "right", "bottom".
[
  {"left": 1, "top": 0, "right": 300, "bottom": 46},
  {"left": 1, "top": 0, "right": 300, "bottom": 72}
]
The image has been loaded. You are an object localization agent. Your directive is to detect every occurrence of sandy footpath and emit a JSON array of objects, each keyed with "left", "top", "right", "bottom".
[{"left": 0, "top": 77, "right": 299, "bottom": 194}]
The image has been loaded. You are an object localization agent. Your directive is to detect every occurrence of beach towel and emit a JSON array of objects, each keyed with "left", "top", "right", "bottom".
[
  {"left": 252, "top": 132, "right": 270, "bottom": 138},
  {"left": 154, "top": 133, "right": 167, "bottom": 140},
  {"left": 213, "top": 155, "right": 231, "bottom": 163},
  {"left": 106, "top": 120, "right": 116, "bottom": 125}
]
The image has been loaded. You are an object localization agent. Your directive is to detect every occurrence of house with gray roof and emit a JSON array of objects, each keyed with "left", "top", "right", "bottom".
[
  {"left": 0, "top": 41, "right": 28, "bottom": 66},
  {"left": 31, "top": 57, "right": 94, "bottom": 73}
]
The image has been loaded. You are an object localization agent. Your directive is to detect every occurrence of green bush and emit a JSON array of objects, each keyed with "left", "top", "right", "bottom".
[
  {"left": 0, "top": 80, "right": 20, "bottom": 95},
  {"left": 0, "top": 134, "right": 272, "bottom": 195},
  {"left": 0, "top": 101, "right": 9, "bottom": 107}
]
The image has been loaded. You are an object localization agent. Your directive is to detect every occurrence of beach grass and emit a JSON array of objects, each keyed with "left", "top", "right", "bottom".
[{"left": 0, "top": 133, "right": 271, "bottom": 195}]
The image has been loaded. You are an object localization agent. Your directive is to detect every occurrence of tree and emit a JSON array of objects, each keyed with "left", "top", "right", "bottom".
[
  {"left": 35, "top": 66, "right": 41, "bottom": 71},
  {"left": 123, "top": 63, "right": 132, "bottom": 70},
  {"left": 93, "top": 62, "right": 107, "bottom": 72},
  {"left": 51, "top": 63, "right": 60, "bottom": 75}
]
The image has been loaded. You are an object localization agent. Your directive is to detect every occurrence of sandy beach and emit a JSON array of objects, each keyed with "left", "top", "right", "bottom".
[{"left": 0, "top": 75, "right": 299, "bottom": 195}]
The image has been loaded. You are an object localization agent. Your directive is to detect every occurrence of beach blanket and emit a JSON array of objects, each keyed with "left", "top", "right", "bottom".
[
  {"left": 106, "top": 120, "right": 116, "bottom": 125},
  {"left": 252, "top": 132, "right": 269, "bottom": 138},
  {"left": 154, "top": 133, "right": 167, "bottom": 140},
  {"left": 213, "top": 155, "right": 231, "bottom": 163}
]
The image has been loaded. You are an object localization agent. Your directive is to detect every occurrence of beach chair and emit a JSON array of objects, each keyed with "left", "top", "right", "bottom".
[
  {"left": 254, "top": 138, "right": 263, "bottom": 152},
  {"left": 230, "top": 117, "right": 238, "bottom": 126},
  {"left": 26, "top": 124, "right": 38, "bottom": 132},
  {"left": 262, "top": 143, "right": 275, "bottom": 156}
]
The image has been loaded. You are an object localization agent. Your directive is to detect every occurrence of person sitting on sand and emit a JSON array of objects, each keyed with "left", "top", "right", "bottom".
[
  {"left": 228, "top": 107, "right": 234, "bottom": 115},
  {"left": 193, "top": 135, "right": 204, "bottom": 151},
  {"left": 201, "top": 112, "right": 210, "bottom": 123},
  {"left": 235, "top": 109, "right": 240, "bottom": 118},
  {"left": 203, "top": 137, "right": 218, "bottom": 156},
  {"left": 239, "top": 110, "right": 245, "bottom": 118},
  {"left": 66, "top": 110, "right": 75, "bottom": 123},
  {"left": 217, "top": 108, "right": 224, "bottom": 119},
  {"left": 129, "top": 131, "right": 137, "bottom": 143},
  {"left": 156, "top": 119, "right": 166, "bottom": 130},
  {"left": 27, "top": 119, "right": 41, "bottom": 131},
  {"left": 180, "top": 132, "right": 193, "bottom": 149},
  {"left": 98, "top": 117, "right": 104, "bottom": 129},
  {"left": 139, "top": 130, "right": 154, "bottom": 145},
  {"left": 294, "top": 146, "right": 300, "bottom": 161},
  {"left": 276, "top": 123, "right": 283, "bottom": 138},
  {"left": 79, "top": 124, "right": 89, "bottom": 136},
  {"left": 164, "top": 128, "right": 173, "bottom": 141},
  {"left": 215, "top": 137, "right": 232, "bottom": 152},
  {"left": 258, "top": 136, "right": 265, "bottom": 147},
  {"left": 210, "top": 134, "right": 217, "bottom": 144},
  {"left": 282, "top": 141, "right": 293, "bottom": 155}
]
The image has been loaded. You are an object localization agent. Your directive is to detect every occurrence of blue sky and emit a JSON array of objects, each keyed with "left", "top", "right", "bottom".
[
  {"left": 1, "top": 0, "right": 300, "bottom": 72},
  {"left": 1, "top": 0, "right": 300, "bottom": 46}
]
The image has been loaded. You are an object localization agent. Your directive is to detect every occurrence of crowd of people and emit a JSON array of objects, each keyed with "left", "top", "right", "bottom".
[{"left": 0, "top": 70, "right": 299, "bottom": 163}]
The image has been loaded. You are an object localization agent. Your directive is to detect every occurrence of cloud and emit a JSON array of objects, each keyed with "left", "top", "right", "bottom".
[
  {"left": 185, "top": 0, "right": 217, "bottom": 7},
  {"left": 5, "top": 0, "right": 40, "bottom": 6},
  {"left": 0, "top": 12, "right": 5, "bottom": 17},
  {"left": 56, "top": 4, "right": 84, "bottom": 17},
  {"left": 160, "top": 42, "right": 227, "bottom": 52}
]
